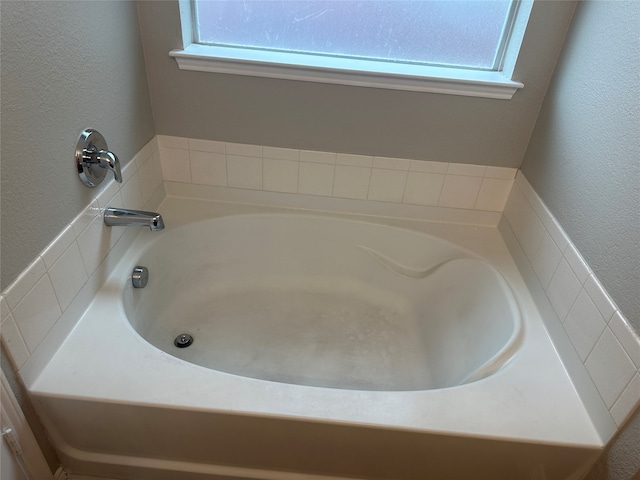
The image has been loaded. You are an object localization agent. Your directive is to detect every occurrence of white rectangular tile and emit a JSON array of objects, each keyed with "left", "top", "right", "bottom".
[
  {"left": 95, "top": 179, "right": 120, "bottom": 209},
  {"left": 526, "top": 199, "right": 571, "bottom": 253},
  {"left": 41, "top": 224, "right": 76, "bottom": 270},
  {"left": 474, "top": 178, "right": 513, "bottom": 212},
  {"left": 564, "top": 289, "right": 607, "bottom": 361},
  {"left": 188, "top": 138, "right": 225, "bottom": 153},
  {"left": 610, "top": 374, "right": 640, "bottom": 427},
  {"left": 263, "top": 158, "right": 298, "bottom": 193},
  {"left": 609, "top": 311, "right": 640, "bottom": 369},
  {"left": 503, "top": 183, "right": 527, "bottom": 238},
  {"left": 71, "top": 199, "right": 101, "bottom": 238},
  {"left": 514, "top": 170, "right": 533, "bottom": 196},
  {"left": 120, "top": 173, "right": 144, "bottom": 211},
  {"left": 138, "top": 151, "right": 164, "bottom": 205},
  {"left": 298, "top": 162, "right": 334, "bottom": 196},
  {"left": 300, "top": 150, "right": 336, "bottom": 164},
  {"left": 373, "top": 156, "right": 411, "bottom": 171},
  {"left": 531, "top": 232, "right": 563, "bottom": 288},
  {"left": 226, "top": 155, "right": 262, "bottom": 190},
  {"left": 447, "top": 163, "right": 486, "bottom": 177},
  {"left": 1, "top": 314, "right": 30, "bottom": 369},
  {"left": 76, "top": 216, "right": 110, "bottom": 276},
  {"left": 135, "top": 137, "right": 156, "bottom": 166},
  {"left": 485, "top": 166, "right": 517, "bottom": 179},
  {"left": 12, "top": 275, "right": 62, "bottom": 352},
  {"left": 409, "top": 159, "right": 448, "bottom": 174},
  {"left": 368, "top": 169, "right": 407, "bottom": 203},
  {"left": 48, "top": 242, "right": 88, "bottom": 311},
  {"left": 438, "top": 175, "right": 482, "bottom": 209},
  {"left": 547, "top": 259, "right": 582, "bottom": 322},
  {"left": 564, "top": 243, "right": 591, "bottom": 285},
  {"left": 130, "top": 151, "right": 144, "bottom": 171},
  {"left": 522, "top": 210, "right": 548, "bottom": 263},
  {"left": 584, "top": 274, "right": 617, "bottom": 321},
  {"left": 190, "top": 151, "right": 227, "bottom": 187},
  {"left": 333, "top": 166, "right": 371, "bottom": 200},
  {"left": 263, "top": 146, "right": 300, "bottom": 162},
  {"left": 157, "top": 135, "right": 188, "bottom": 149},
  {"left": 507, "top": 190, "right": 545, "bottom": 262},
  {"left": 4, "top": 258, "right": 47, "bottom": 310},
  {"left": 226, "top": 142, "right": 262, "bottom": 157},
  {"left": 403, "top": 172, "right": 444, "bottom": 206},
  {"left": 515, "top": 172, "right": 570, "bottom": 252},
  {"left": 159, "top": 147, "right": 191, "bottom": 183},
  {"left": 546, "top": 216, "right": 572, "bottom": 253},
  {"left": 585, "top": 328, "right": 637, "bottom": 408},
  {"left": 121, "top": 157, "right": 136, "bottom": 181},
  {"left": 148, "top": 136, "right": 159, "bottom": 154},
  {"left": 337, "top": 153, "right": 373, "bottom": 167}
]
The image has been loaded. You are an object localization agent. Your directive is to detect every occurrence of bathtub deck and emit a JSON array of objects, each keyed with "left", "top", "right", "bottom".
[{"left": 24, "top": 195, "right": 605, "bottom": 480}]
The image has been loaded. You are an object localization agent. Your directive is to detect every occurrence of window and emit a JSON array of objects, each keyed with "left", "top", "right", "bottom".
[
  {"left": 196, "top": 1, "right": 513, "bottom": 71},
  {"left": 171, "top": 0, "right": 533, "bottom": 99}
]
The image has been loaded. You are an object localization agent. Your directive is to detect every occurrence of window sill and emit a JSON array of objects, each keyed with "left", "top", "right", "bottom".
[{"left": 169, "top": 44, "right": 524, "bottom": 100}]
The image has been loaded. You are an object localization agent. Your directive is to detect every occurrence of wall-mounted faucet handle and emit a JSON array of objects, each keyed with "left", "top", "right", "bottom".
[
  {"left": 95, "top": 149, "right": 122, "bottom": 183},
  {"left": 76, "top": 129, "right": 122, "bottom": 187}
]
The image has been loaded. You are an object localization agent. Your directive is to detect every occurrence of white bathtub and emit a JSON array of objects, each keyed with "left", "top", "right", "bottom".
[
  {"left": 26, "top": 196, "right": 602, "bottom": 480},
  {"left": 125, "top": 213, "right": 522, "bottom": 391}
]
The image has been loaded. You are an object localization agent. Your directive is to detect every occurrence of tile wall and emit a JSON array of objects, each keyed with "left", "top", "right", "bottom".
[
  {"left": 156, "top": 135, "right": 517, "bottom": 213},
  {"left": 1, "top": 137, "right": 163, "bottom": 370},
  {"left": 503, "top": 172, "right": 640, "bottom": 428}
]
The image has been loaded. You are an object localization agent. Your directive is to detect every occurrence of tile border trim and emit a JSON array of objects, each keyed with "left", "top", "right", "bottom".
[{"left": 157, "top": 135, "right": 517, "bottom": 213}]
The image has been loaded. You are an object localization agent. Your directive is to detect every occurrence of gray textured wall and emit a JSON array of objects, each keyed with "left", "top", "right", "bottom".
[
  {"left": 0, "top": 0, "right": 156, "bottom": 290},
  {"left": 520, "top": 2, "right": 639, "bottom": 477},
  {"left": 521, "top": 0, "right": 640, "bottom": 333},
  {"left": 136, "top": 0, "right": 575, "bottom": 168},
  {"left": 583, "top": 409, "right": 640, "bottom": 480}
]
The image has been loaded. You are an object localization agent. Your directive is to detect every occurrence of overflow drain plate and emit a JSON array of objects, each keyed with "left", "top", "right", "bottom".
[{"left": 174, "top": 333, "right": 193, "bottom": 348}]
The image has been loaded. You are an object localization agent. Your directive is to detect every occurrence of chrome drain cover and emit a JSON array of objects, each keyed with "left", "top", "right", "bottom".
[{"left": 174, "top": 333, "right": 193, "bottom": 348}]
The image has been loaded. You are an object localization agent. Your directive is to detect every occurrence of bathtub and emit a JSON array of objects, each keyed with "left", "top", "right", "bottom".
[
  {"left": 125, "top": 213, "right": 522, "bottom": 392},
  {"left": 26, "top": 196, "right": 602, "bottom": 480}
]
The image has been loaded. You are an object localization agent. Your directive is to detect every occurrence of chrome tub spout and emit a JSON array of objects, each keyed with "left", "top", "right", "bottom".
[{"left": 103, "top": 208, "right": 165, "bottom": 231}]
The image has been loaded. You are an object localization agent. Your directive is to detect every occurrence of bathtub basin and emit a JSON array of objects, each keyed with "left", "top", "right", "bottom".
[
  {"left": 25, "top": 196, "right": 602, "bottom": 480},
  {"left": 124, "top": 214, "right": 521, "bottom": 391}
]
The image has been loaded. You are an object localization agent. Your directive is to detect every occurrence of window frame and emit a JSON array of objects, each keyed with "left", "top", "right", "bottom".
[{"left": 170, "top": 0, "right": 533, "bottom": 99}]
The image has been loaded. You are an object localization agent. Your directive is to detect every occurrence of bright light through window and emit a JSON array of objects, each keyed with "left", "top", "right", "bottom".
[
  {"left": 172, "top": 0, "right": 531, "bottom": 98},
  {"left": 194, "top": 0, "right": 517, "bottom": 71}
]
